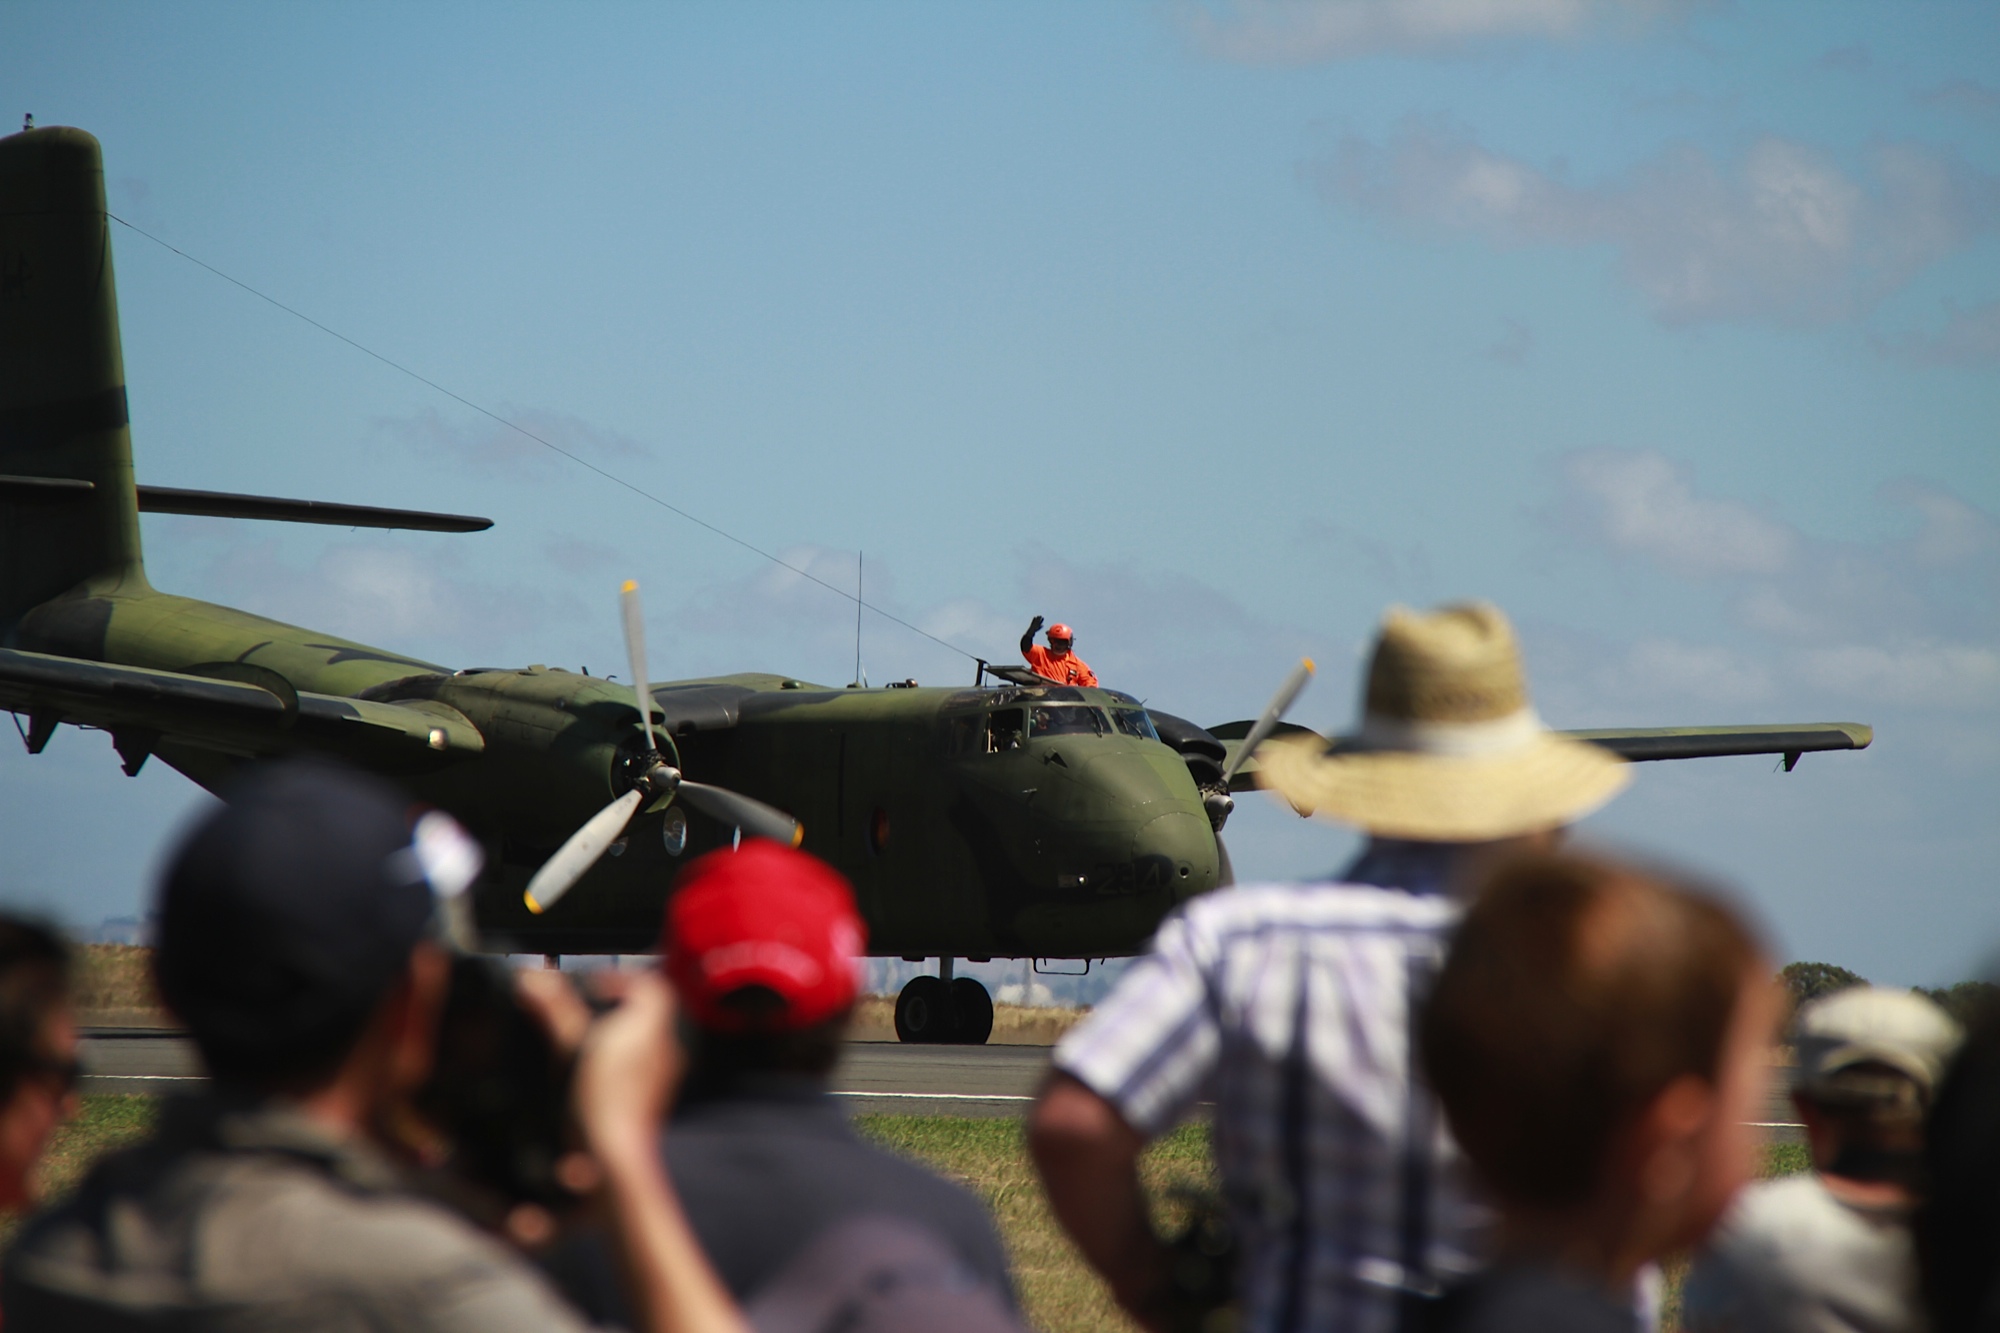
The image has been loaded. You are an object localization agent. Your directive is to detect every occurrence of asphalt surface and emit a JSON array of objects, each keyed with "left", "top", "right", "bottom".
[
  {"left": 833, "top": 1040, "right": 1051, "bottom": 1117},
  {"left": 76, "top": 1029, "right": 1053, "bottom": 1118},
  {"left": 79, "top": 1028, "right": 1802, "bottom": 1139}
]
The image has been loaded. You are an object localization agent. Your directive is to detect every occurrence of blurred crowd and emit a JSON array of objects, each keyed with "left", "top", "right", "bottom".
[{"left": 0, "top": 601, "right": 1994, "bottom": 1333}]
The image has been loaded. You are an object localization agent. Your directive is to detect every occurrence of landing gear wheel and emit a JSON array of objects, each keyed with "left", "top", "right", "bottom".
[
  {"left": 895, "top": 975, "right": 950, "bottom": 1043},
  {"left": 950, "top": 977, "right": 993, "bottom": 1045}
]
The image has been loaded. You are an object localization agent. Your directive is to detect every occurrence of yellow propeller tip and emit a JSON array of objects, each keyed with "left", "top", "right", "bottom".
[
  {"left": 524, "top": 894, "right": 545, "bottom": 915},
  {"left": 1303, "top": 658, "right": 1316, "bottom": 672},
  {"left": 621, "top": 579, "right": 638, "bottom": 593},
  {"left": 790, "top": 825, "right": 805, "bottom": 848}
]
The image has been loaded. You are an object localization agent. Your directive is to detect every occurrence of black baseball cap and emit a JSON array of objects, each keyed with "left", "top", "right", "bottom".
[{"left": 155, "top": 757, "right": 436, "bottom": 1085}]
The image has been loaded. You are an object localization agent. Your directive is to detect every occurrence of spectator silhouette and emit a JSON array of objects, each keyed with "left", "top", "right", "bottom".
[{"left": 1030, "top": 602, "right": 1630, "bottom": 1333}]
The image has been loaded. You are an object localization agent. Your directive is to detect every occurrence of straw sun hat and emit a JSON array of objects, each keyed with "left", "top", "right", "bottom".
[{"left": 1256, "top": 602, "right": 1629, "bottom": 841}]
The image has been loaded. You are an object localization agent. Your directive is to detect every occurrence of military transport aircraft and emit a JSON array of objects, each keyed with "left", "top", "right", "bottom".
[{"left": 0, "top": 127, "right": 1871, "bottom": 1042}]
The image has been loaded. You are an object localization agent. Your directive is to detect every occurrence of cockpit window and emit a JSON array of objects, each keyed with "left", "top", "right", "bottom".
[
  {"left": 1029, "top": 704, "right": 1110, "bottom": 738},
  {"left": 1111, "top": 708, "right": 1160, "bottom": 741},
  {"left": 944, "top": 713, "right": 981, "bottom": 756},
  {"left": 987, "top": 709, "right": 1025, "bottom": 752},
  {"left": 944, "top": 709, "right": 1030, "bottom": 754},
  {"left": 951, "top": 704, "right": 1131, "bottom": 753}
]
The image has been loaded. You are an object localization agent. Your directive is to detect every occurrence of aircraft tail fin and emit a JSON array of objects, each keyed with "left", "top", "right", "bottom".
[{"left": 0, "top": 125, "right": 148, "bottom": 641}]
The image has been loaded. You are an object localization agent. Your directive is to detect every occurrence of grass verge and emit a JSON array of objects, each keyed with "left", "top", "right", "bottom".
[
  {"left": 74, "top": 944, "right": 156, "bottom": 1010},
  {"left": 16, "top": 1098, "right": 1813, "bottom": 1332},
  {"left": 0, "top": 1095, "right": 159, "bottom": 1249},
  {"left": 858, "top": 1119, "right": 1813, "bottom": 1333},
  {"left": 856, "top": 1114, "right": 1214, "bottom": 1333}
]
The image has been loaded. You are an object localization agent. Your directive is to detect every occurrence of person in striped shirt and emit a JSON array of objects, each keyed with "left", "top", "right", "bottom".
[{"left": 1028, "top": 602, "right": 1631, "bottom": 1333}]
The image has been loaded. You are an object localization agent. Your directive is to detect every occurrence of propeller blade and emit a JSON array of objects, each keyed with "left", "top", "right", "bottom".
[
  {"left": 524, "top": 788, "right": 644, "bottom": 915},
  {"left": 1222, "top": 657, "right": 1316, "bottom": 784},
  {"left": 621, "top": 580, "right": 659, "bottom": 753},
  {"left": 1216, "top": 834, "right": 1235, "bottom": 888},
  {"left": 676, "top": 780, "right": 804, "bottom": 847}
]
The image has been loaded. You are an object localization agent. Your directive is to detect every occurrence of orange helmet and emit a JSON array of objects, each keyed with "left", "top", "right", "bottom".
[{"left": 1048, "top": 623, "right": 1074, "bottom": 642}]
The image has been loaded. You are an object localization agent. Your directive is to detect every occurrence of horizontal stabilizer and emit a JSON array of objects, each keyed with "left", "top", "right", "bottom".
[
  {"left": 137, "top": 485, "right": 492, "bottom": 532},
  {"left": 0, "top": 647, "right": 483, "bottom": 769},
  {"left": 0, "top": 475, "right": 491, "bottom": 531},
  {"left": 1207, "top": 719, "right": 1872, "bottom": 790}
]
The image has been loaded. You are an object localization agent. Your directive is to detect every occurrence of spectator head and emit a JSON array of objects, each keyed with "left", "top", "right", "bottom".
[
  {"left": 1791, "top": 987, "right": 1960, "bottom": 1186},
  {"left": 0, "top": 918, "right": 74, "bottom": 1210},
  {"left": 154, "top": 758, "right": 444, "bottom": 1092},
  {"left": 663, "top": 840, "right": 865, "bottom": 1078},
  {"left": 1915, "top": 994, "right": 2000, "bottom": 1331},
  {"left": 1256, "top": 602, "right": 1629, "bottom": 844},
  {"left": 1422, "top": 852, "right": 1776, "bottom": 1267}
]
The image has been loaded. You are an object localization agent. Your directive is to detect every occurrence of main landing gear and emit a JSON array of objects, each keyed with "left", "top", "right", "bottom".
[{"left": 893, "top": 958, "right": 994, "bottom": 1045}]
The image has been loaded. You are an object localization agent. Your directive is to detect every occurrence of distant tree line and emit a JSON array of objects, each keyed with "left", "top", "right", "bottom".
[{"left": 1779, "top": 961, "right": 1998, "bottom": 1029}]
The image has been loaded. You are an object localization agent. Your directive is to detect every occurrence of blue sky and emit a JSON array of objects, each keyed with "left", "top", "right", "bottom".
[{"left": 4, "top": 1, "right": 1996, "bottom": 985}]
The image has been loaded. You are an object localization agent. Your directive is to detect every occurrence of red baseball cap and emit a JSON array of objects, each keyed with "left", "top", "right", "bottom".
[{"left": 663, "top": 840, "right": 866, "bottom": 1033}]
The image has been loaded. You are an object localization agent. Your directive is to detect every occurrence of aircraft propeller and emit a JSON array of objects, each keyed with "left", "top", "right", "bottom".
[
  {"left": 524, "top": 581, "right": 802, "bottom": 915},
  {"left": 1222, "top": 657, "right": 1316, "bottom": 787},
  {"left": 1211, "top": 657, "right": 1315, "bottom": 887}
]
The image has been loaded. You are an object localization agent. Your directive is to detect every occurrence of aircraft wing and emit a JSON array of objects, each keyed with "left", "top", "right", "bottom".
[
  {"left": 1207, "top": 718, "right": 1872, "bottom": 791},
  {"left": 0, "top": 647, "right": 483, "bottom": 772},
  {"left": 1562, "top": 723, "right": 1871, "bottom": 767}
]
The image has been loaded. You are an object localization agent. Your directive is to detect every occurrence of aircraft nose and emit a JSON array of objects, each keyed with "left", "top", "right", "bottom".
[{"left": 1131, "top": 809, "right": 1219, "bottom": 901}]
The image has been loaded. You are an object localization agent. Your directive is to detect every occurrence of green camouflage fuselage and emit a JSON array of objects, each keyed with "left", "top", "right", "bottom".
[{"left": 15, "top": 579, "right": 1218, "bottom": 958}]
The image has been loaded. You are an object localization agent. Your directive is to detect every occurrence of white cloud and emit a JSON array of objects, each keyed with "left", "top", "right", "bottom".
[
  {"left": 373, "top": 405, "right": 650, "bottom": 473},
  {"left": 1726, "top": 483, "right": 2000, "bottom": 647},
  {"left": 1549, "top": 454, "right": 2000, "bottom": 715},
  {"left": 193, "top": 538, "right": 573, "bottom": 665},
  {"left": 1798, "top": 643, "right": 2000, "bottom": 709},
  {"left": 1917, "top": 79, "right": 2000, "bottom": 116},
  {"left": 1317, "top": 124, "right": 1999, "bottom": 326},
  {"left": 993, "top": 979, "right": 1063, "bottom": 1007},
  {"left": 1185, "top": 0, "right": 1693, "bottom": 63},
  {"left": 1880, "top": 299, "right": 2000, "bottom": 367},
  {"left": 1560, "top": 450, "right": 1795, "bottom": 577},
  {"left": 1558, "top": 454, "right": 1999, "bottom": 634},
  {"left": 1889, "top": 482, "right": 2000, "bottom": 567},
  {"left": 1617, "top": 638, "right": 1775, "bottom": 705},
  {"left": 919, "top": 598, "right": 1025, "bottom": 658}
]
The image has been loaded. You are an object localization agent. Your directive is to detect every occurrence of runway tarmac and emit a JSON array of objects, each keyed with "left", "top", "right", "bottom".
[
  {"left": 76, "top": 1029, "right": 1052, "bottom": 1119},
  {"left": 79, "top": 1028, "right": 1803, "bottom": 1139}
]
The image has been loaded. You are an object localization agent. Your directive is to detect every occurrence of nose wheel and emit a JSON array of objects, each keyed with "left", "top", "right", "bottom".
[{"left": 893, "top": 965, "right": 993, "bottom": 1045}]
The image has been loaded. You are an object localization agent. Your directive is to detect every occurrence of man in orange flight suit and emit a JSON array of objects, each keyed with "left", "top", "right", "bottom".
[{"left": 1020, "top": 615, "right": 1098, "bottom": 687}]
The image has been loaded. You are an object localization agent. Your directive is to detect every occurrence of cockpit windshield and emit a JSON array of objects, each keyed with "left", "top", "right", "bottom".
[
  {"left": 1029, "top": 704, "right": 1110, "bottom": 738},
  {"left": 1111, "top": 708, "right": 1159, "bottom": 741},
  {"left": 944, "top": 700, "right": 1160, "bottom": 755}
]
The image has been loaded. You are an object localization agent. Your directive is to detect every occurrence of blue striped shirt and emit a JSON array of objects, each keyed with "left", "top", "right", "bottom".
[{"left": 1054, "top": 845, "right": 1492, "bottom": 1333}]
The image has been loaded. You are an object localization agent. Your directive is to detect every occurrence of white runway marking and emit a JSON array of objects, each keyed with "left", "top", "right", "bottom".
[{"left": 833, "top": 1090, "right": 1032, "bottom": 1102}]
